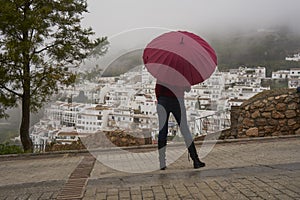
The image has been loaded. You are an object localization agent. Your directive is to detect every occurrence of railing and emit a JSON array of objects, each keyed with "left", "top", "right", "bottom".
[
  {"left": 167, "top": 110, "right": 231, "bottom": 139},
  {"left": 190, "top": 110, "right": 231, "bottom": 136},
  {"left": 33, "top": 144, "right": 46, "bottom": 153}
]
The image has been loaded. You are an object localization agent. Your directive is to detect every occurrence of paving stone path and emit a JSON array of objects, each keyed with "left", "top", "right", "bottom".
[
  {"left": 84, "top": 137, "right": 300, "bottom": 200},
  {"left": 0, "top": 137, "right": 299, "bottom": 200}
]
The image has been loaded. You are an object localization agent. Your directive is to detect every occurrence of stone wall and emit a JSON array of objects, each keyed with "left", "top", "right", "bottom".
[
  {"left": 82, "top": 129, "right": 152, "bottom": 149},
  {"left": 105, "top": 129, "right": 152, "bottom": 147},
  {"left": 222, "top": 88, "right": 300, "bottom": 139}
]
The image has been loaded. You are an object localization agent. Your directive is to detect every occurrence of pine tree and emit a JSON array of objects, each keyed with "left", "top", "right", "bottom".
[{"left": 0, "top": 0, "right": 108, "bottom": 152}]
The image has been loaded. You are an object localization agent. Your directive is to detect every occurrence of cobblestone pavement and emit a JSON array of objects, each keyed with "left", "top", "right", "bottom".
[
  {"left": 85, "top": 137, "right": 300, "bottom": 200},
  {"left": 0, "top": 137, "right": 299, "bottom": 200},
  {"left": 0, "top": 155, "right": 83, "bottom": 200}
]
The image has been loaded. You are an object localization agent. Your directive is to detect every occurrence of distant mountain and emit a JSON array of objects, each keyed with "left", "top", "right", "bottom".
[
  {"left": 101, "top": 27, "right": 300, "bottom": 77},
  {"left": 210, "top": 27, "right": 300, "bottom": 76},
  {"left": 102, "top": 49, "right": 143, "bottom": 77},
  {"left": 0, "top": 107, "right": 44, "bottom": 143}
]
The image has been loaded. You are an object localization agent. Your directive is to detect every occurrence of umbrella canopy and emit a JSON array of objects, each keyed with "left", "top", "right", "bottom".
[{"left": 143, "top": 31, "right": 217, "bottom": 86}]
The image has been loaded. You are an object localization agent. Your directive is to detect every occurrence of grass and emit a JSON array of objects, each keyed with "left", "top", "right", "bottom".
[{"left": 0, "top": 142, "right": 23, "bottom": 155}]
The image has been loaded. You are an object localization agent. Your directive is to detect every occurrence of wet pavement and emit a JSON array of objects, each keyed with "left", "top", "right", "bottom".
[
  {"left": 0, "top": 154, "right": 83, "bottom": 199},
  {"left": 0, "top": 136, "right": 299, "bottom": 200}
]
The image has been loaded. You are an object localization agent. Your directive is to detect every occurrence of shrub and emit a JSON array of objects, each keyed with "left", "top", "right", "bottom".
[{"left": 0, "top": 142, "right": 23, "bottom": 155}]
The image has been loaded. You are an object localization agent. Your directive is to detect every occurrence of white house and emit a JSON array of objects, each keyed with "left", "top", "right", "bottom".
[
  {"left": 271, "top": 68, "right": 300, "bottom": 88},
  {"left": 55, "top": 127, "right": 79, "bottom": 145},
  {"left": 130, "top": 94, "right": 156, "bottom": 116},
  {"left": 76, "top": 105, "right": 111, "bottom": 133},
  {"left": 108, "top": 107, "right": 134, "bottom": 129},
  {"left": 286, "top": 53, "right": 300, "bottom": 62},
  {"left": 272, "top": 70, "right": 290, "bottom": 79},
  {"left": 289, "top": 68, "right": 300, "bottom": 88},
  {"left": 45, "top": 102, "right": 85, "bottom": 127}
]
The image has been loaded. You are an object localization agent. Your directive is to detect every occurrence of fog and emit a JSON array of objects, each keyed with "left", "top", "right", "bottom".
[
  {"left": 2, "top": 0, "right": 299, "bottom": 141},
  {"left": 81, "top": 0, "right": 300, "bottom": 73},
  {"left": 84, "top": 0, "right": 300, "bottom": 37}
]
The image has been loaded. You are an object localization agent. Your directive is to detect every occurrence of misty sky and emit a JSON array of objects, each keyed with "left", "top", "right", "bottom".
[{"left": 83, "top": 0, "right": 300, "bottom": 38}]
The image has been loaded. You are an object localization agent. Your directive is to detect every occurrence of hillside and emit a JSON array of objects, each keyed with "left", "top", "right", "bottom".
[
  {"left": 101, "top": 27, "right": 300, "bottom": 77},
  {"left": 0, "top": 108, "right": 44, "bottom": 144},
  {"left": 102, "top": 49, "right": 143, "bottom": 77},
  {"left": 210, "top": 27, "right": 300, "bottom": 76}
]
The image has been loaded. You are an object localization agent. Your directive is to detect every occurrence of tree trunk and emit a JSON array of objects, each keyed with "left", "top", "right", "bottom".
[
  {"left": 20, "top": 90, "right": 33, "bottom": 152},
  {"left": 20, "top": 39, "right": 33, "bottom": 152},
  {"left": 20, "top": 3, "right": 33, "bottom": 152}
]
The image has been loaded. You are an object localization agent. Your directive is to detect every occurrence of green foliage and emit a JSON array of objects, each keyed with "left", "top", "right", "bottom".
[
  {"left": 0, "top": 142, "right": 23, "bottom": 155},
  {"left": 0, "top": 0, "right": 108, "bottom": 114}
]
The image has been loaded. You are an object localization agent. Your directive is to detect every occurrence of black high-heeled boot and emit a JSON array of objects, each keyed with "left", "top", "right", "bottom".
[
  {"left": 188, "top": 142, "right": 205, "bottom": 169},
  {"left": 158, "top": 140, "right": 167, "bottom": 170}
]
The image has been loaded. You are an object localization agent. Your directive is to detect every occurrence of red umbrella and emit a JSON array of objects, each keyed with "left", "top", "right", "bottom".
[{"left": 143, "top": 31, "right": 217, "bottom": 87}]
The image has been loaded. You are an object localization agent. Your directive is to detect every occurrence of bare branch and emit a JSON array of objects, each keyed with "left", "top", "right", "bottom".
[
  {"left": 33, "top": 43, "right": 56, "bottom": 54},
  {"left": 0, "top": 84, "right": 22, "bottom": 97}
]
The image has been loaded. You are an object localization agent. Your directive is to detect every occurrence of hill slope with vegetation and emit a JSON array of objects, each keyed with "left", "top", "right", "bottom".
[
  {"left": 102, "top": 27, "right": 300, "bottom": 77},
  {"left": 211, "top": 27, "right": 300, "bottom": 76}
]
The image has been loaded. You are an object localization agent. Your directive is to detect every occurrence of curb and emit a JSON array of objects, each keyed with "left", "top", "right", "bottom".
[
  {"left": 210, "top": 134, "right": 300, "bottom": 144},
  {"left": 1, "top": 135, "right": 299, "bottom": 160}
]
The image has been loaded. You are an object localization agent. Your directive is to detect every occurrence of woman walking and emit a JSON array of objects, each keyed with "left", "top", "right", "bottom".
[
  {"left": 142, "top": 31, "right": 217, "bottom": 170},
  {"left": 155, "top": 82, "right": 205, "bottom": 170}
]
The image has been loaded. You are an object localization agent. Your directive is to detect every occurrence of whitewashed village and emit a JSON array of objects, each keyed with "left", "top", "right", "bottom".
[{"left": 29, "top": 59, "right": 300, "bottom": 150}]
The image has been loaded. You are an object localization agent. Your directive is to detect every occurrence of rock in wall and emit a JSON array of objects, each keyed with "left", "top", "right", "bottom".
[{"left": 237, "top": 88, "right": 300, "bottom": 138}]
